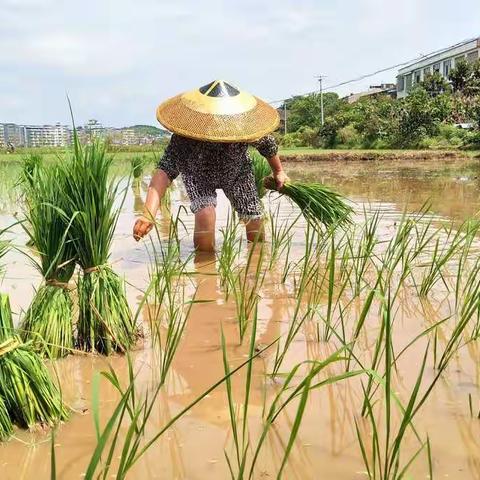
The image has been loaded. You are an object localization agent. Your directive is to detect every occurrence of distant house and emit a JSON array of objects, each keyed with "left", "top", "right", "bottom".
[
  {"left": 397, "top": 36, "right": 480, "bottom": 98},
  {"left": 344, "top": 84, "right": 397, "bottom": 104}
]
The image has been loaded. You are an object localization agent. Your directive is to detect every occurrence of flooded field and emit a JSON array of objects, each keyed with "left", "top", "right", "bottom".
[{"left": 1, "top": 156, "right": 480, "bottom": 479}]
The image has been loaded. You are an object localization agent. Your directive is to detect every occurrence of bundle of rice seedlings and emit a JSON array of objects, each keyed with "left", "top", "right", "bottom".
[
  {"left": 20, "top": 166, "right": 76, "bottom": 358},
  {"left": 263, "top": 176, "right": 353, "bottom": 228},
  {"left": 20, "top": 153, "right": 43, "bottom": 188},
  {"left": 251, "top": 152, "right": 352, "bottom": 227},
  {"left": 130, "top": 155, "right": 148, "bottom": 181},
  {"left": 250, "top": 150, "right": 271, "bottom": 199},
  {"left": 62, "top": 138, "right": 137, "bottom": 354},
  {"left": 0, "top": 294, "right": 68, "bottom": 431},
  {"left": 0, "top": 395, "right": 12, "bottom": 441}
]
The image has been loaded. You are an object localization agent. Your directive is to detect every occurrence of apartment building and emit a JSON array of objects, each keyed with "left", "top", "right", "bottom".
[
  {"left": 397, "top": 36, "right": 480, "bottom": 98},
  {"left": 0, "top": 123, "right": 26, "bottom": 147},
  {"left": 24, "top": 124, "right": 71, "bottom": 147}
]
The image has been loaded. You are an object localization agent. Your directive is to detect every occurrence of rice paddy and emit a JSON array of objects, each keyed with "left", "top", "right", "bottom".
[{"left": 0, "top": 155, "right": 480, "bottom": 479}]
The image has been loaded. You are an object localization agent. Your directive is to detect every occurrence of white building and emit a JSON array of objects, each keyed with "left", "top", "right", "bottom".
[
  {"left": 397, "top": 36, "right": 480, "bottom": 98},
  {"left": 24, "top": 123, "right": 71, "bottom": 147},
  {"left": 0, "top": 123, "right": 26, "bottom": 147}
]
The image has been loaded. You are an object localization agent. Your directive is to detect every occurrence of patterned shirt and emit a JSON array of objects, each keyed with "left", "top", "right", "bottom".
[{"left": 157, "top": 134, "right": 278, "bottom": 218}]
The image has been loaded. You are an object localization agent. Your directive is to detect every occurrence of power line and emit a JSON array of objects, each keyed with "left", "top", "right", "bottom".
[{"left": 268, "top": 35, "right": 479, "bottom": 105}]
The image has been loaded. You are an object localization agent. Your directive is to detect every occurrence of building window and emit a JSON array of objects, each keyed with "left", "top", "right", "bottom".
[
  {"left": 423, "top": 66, "right": 431, "bottom": 77},
  {"left": 433, "top": 63, "right": 441, "bottom": 73},
  {"left": 397, "top": 75, "right": 405, "bottom": 91},
  {"left": 405, "top": 74, "right": 413, "bottom": 92},
  {"left": 467, "top": 50, "right": 479, "bottom": 63},
  {"left": 443, "top": 59, "right": 452, "bottom": 77},
  {"left": 414, "top": 70, "right": 421, "bottom": 84}
]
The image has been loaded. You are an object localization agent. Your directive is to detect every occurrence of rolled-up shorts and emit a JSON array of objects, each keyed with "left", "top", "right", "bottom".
[{"left": 182, "top": 166, "right": 263, "bottom": 221}]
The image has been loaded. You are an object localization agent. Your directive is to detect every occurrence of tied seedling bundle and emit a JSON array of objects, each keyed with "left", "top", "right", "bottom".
[
  {"left": 252, "top": 154, "right": 352, "bottom": 228},
  {"left": 0, "top": 233, "right": 68, "bottom": 439},
  {"left": 20, "top": 165, "right": 77, "bottom": 358},
  {"left": 0, "top": 295, "right": 68, "bottom": 436},
  {"left": 62, "top": 138, "right": 137, "bottom": 354}
]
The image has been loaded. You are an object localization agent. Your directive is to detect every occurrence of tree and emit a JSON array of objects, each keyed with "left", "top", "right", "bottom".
[
  {"left": 393, "top": 86, "right": 448, "bottom": 147},
  {"left": 421, "top": 72, "right": 451, "bottom": 96},
  {"left": 286, "top": 92, "right": 344, "bottom": 132},
  {"left": 449, "top": 59, "right": 472, "bottom": 92}
]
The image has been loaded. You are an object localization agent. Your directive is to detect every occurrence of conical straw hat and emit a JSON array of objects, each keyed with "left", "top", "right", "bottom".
[{"left": 156, "top": 80, "right": 280, "bottom": 142}]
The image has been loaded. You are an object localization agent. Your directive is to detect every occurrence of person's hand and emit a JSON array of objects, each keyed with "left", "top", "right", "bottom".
[
  {"left": 273, "top": 170, "right": 289, "bottom": 190},
  {"left": 133, "top": 216, "right": 154, "bottom": 241}
]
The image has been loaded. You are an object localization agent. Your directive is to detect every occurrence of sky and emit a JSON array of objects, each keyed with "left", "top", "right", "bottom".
[{"left": 1, "top": 0, "right": 479, "bottom": 127}]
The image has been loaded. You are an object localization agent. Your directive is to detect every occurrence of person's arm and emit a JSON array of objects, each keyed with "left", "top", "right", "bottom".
[
  {"left": 133, "top": 135, "right": 180, "bottom": 241},
  {"left": 133, "top": 169, "right": 171, "bottom": 240},
  {"left": 253, "top": 135, "right": 289, "bottom": 190},
  {"left": 266, "top": 153, "right": 288, "bottom": 190}
]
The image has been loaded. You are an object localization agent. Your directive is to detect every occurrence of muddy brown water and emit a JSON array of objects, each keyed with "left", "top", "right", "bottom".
[{"left": 0, "top": 157, "right": 480, "bottom": 479}]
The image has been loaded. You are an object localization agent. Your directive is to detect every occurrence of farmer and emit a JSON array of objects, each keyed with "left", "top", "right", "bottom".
[{"left": 133, "top": 80, "right": 288, "bottom": 251}]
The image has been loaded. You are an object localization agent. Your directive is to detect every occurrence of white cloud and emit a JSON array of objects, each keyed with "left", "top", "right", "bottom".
[{"left": 0, "top": 0, "right": 479, "bottom": 125}]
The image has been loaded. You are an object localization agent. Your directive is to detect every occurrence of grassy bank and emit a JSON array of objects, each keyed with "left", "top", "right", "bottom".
[
  {"left": 280, "top": 147, "right": 480, "bottom": 162},
  {"left": 1, "top": 147, "right": 479, "bottom": 165}
]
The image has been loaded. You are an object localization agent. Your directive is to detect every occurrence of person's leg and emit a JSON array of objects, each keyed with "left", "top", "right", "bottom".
[
  {"left": 223, "top": 169, "right": 264, "bottom": 243},
  {"left": 245, "top": 218, "right": 264, "bottom": 243},
  {"left": 194, "top": 206, "right": 216, "bottom": 252},
  {"left": 182, "top": 175, "right": 217, "bottom": 252}
]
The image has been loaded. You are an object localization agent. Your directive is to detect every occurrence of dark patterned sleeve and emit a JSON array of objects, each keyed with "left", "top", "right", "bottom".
[
  {"left": 157, "top": 134, "right": 181, "bottom": 181},
  {"left": 252, "top": 134, "right": 278, "bottom": 159}
]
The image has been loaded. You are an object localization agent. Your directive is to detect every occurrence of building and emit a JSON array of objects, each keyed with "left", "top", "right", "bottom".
[
  {"left": 24, "top": 123, "right": 71, "bottom": 147},
  {"left": 344, "top": 84, "right": 397, "bottom": 104},
  {"left": 397, "top": 36, "right": 480, "bottom": 98},
  {"left": 0, "top": 123, "right": 26, "bottom": 147}
]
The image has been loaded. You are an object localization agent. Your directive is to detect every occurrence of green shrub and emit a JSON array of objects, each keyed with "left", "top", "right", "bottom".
[{"left": 337, "top": 125, "right": 361, "bottom": 148}]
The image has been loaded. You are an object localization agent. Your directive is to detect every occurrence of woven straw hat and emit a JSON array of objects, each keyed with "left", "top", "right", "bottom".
[{"left": 156, "top": 80, "right": 280, "bottom": 142}]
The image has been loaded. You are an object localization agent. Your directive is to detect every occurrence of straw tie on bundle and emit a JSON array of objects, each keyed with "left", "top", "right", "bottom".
[
  {"left": 0, "top": 293, "right": 69, "bottom": 439},
  {"left": 62, "top": 138, "right": 138, "bottom": 355},
  {"left": 20, "top": 165, "right": 76, "bottom": 359}
]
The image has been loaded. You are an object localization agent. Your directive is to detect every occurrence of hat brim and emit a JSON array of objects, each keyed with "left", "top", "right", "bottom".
[{"left": 156, "top": 94, "right": 280, "bottom": 142}]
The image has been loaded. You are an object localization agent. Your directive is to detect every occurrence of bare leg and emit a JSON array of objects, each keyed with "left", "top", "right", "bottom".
[
  {"left": 245, "top": 218, "right": 264, "bottom": 243},
  {"left": 194, "top": 206, "right": 216, "bottom": 252}
]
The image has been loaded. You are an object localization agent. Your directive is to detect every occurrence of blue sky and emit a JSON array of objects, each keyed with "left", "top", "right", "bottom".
[{"left": 1, "top": 0, "right": 479, "bottom": 127}]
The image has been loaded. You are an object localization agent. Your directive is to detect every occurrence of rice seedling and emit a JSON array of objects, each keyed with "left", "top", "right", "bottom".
[
  {"left": 343, "top": 209, "right": 381, "bottom": 296},
  {"left": 247, "top": 347, "right": 365, "bottom": 479},
  {"left": 63, "top": 334, "right": 277, "bottom": 479},
  {"left": 0, "top": 394, "right": 12, "bottom": 441},
  {"left": 267, "top": 203, "right": 299, "bottom": 269},
  {"left": 250, "top": 150, "right": 271, "bottom": 199},
  {"left": 354, "top": 290, "right": 435, "bottom": 479},
  {"left": 18, "top": 153, "right": 43, "bottom": 188},
  {"left": 418, "top": 223, "right": 464, "bottom": 297},
  {"left": 130, "top": 155, "right": 148, "bottom": 181},
  {"left": 218, "top": 210, "right": 243, "bottom": 298},
  {"left": 468, "top": 393, "right": 480, "bottom": 419},
  {"left": 0, "top": 293, "right": 69, "bottom": 432},
  {"left": 140, "top": 218, "right": 197, "bottom": 386},
  {"left": 263, "top": 176, "right": 353, "bottom": 228},
  {"left": 227, "top": 240, "right": 267, "bottom": 343},
  {"left": 62, "top": 137, "right": 138, "bottom": 354},
  {"left": 19, "top": 165, "right": 77, "bottom": 358}
]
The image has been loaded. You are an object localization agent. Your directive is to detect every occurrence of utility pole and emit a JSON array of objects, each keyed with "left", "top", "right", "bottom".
[{"left": 315, "top": 75, "right": 326, "bottom": 126}]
